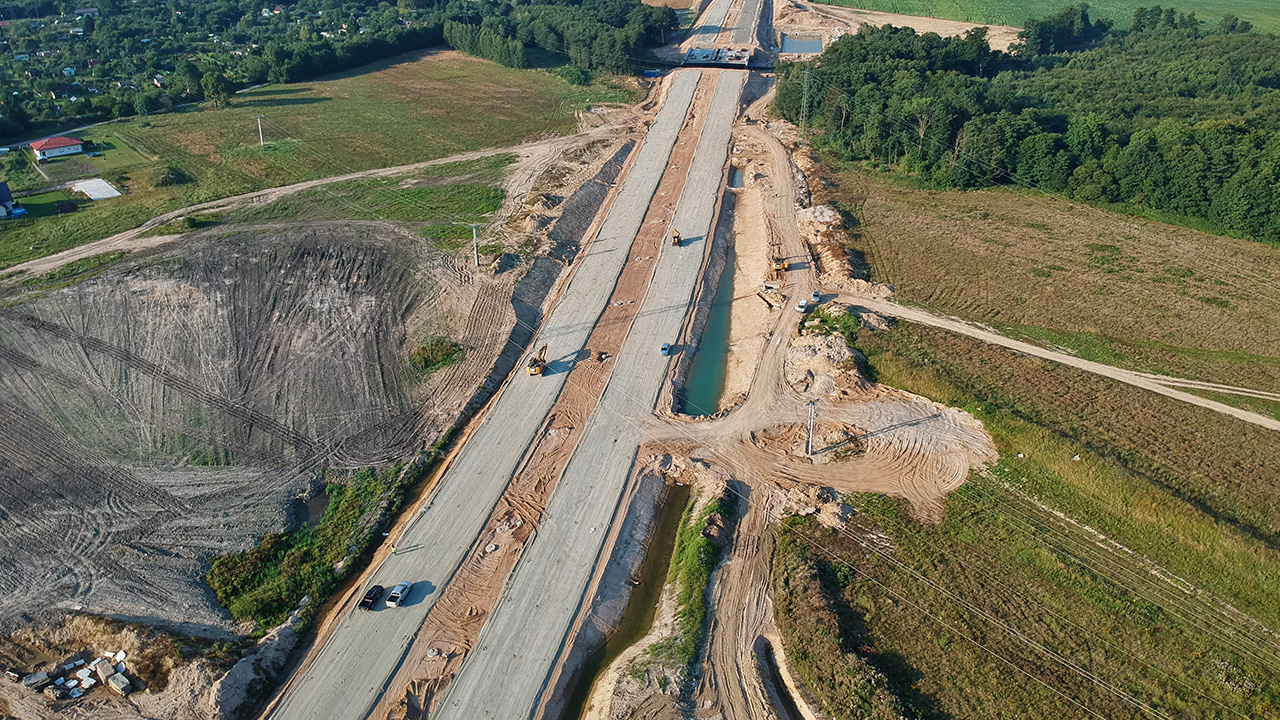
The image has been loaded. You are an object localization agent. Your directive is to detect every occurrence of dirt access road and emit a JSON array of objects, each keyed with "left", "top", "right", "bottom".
[
  {"left": 263, "top": 74, "right": 704, "bottom": 720},
  {"left": 849, "top": 297, "right": 1280, "bottom": 434},
  {"left": 1, "top": 134, "right": 589, "bottom": 283}
]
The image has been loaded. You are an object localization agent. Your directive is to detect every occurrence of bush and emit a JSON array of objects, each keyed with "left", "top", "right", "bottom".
[{"left": 410, "top": 336, "right": 461, "bottom": 376}]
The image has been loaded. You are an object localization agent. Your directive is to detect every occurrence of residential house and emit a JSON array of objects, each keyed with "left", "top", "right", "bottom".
[
  {"left": 0, "top": 182, "right": 28, "bottom": 219},
  {"left": 31, "top": 136, "right": 84, "bottom": 160}
]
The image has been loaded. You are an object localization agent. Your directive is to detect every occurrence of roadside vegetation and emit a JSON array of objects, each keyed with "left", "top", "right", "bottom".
[
  {"left": 774, "top": 521, "right": 914, "bottom": 719},
  {"left": 207, "top": 466, "right": 405, "bottom": 628},
  {"left": 0, "top": 52, "right": 621, "bottom": 271},
  {"left": 15, "top": 251, "right": 126, "bottom": 290},
  {"left": 811, "top": 0, "right": 1280, "bottom": 33},
  {"left": 635, "top": 491, "right": 734, "bottom": 678},
  {"left": 779, "top": 6, "right": 1280, "bottom": 245}
]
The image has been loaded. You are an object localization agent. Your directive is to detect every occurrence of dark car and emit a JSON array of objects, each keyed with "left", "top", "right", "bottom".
[{"left": 358, "top": 585, "right": 384, "bottom": 611}]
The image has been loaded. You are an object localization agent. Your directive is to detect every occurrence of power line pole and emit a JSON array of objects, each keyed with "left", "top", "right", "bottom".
[
  {"left": 253, "top": 115, "right": 265, "bottom": 147},
  {"left": 471, "top": 224, "right": 480, "bottom": 267},
  {"left": 800, "top": 65, "right": 811, "bottom": 133},
  {"left": 806, "top": 400, "right": 817, "bottom": 456}
]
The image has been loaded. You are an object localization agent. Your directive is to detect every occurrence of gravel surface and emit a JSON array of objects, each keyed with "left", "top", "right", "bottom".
[
  {"left": 434, "top": 70, "right": 747, "bottom": 720},
  {"left": 266, "top": 72, "right": 703, "bottom": 720}
]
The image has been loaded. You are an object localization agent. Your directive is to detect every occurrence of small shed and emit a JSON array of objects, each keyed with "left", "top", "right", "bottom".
[{"left": 107, "top": 672, "right": 131, "bottom": 695}]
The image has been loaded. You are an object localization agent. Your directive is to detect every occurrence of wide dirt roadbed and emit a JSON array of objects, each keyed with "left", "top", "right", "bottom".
[
  {"left": 434, "top": 69, "right": 748, "bottom": 720},
  {"left": 265, "top": 73, "right": 702, "bottom": 720}
]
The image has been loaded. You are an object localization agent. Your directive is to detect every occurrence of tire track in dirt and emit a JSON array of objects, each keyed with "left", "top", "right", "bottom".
[{"left": 0, "top": 308, "right": 323, "bottom": 455}]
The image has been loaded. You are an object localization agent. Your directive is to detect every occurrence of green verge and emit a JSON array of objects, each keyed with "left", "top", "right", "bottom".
[
  {"left": 773, "top": 522, "right": 912, "bottom": 720},
  {"left": 206, "top": 438, "right": 448, "bottom": 629},
  {"left": 644, "top": 493, "right": 734, "bottom": 673},
  {"left": 17, "top": 251, "right": 127, "bottom": 291}
]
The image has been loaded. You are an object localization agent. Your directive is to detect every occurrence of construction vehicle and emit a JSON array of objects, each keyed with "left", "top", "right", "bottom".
[
  {"left": 526, "top": 345, "right": 548, "bottom": 376},
  {"left": 771, "top": 257, "right": 787, "bottom": 271},
  {"left": 671, "top": 229, "right": 681, "bottom": 246}
]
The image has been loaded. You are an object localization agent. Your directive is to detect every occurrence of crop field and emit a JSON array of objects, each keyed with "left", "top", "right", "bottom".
[
  {"left": 0, "top": 50, "right": 627, "bottom": 270},
  {"left": 812, "top": 0, "right": 1280, "bottom": 32},
  {"left": 817, "top": 162, "right": 1280, "bottom": 392},
  {"left": 770, "top": 319, "right": 1280, "bottom": 718}
]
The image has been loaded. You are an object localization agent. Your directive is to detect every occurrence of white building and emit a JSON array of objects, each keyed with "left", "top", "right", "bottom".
[{"left": 31, "top": 136, "right": 84, "bottom": 160}]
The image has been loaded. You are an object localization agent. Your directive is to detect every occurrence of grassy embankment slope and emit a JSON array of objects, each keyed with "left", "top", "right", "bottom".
[
  {"left": 0, "top": 49, "right": 631, "bottom": 270},
  {"left": 768, "top": 163, "right": 1280, "bottom": 718},
  {"left": 811, "top": 0, "right": 1280, "bottom": 32}
]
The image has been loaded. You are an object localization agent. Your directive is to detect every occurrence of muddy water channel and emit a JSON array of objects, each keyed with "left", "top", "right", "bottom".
[
  {"left": 563, "top": 482, "right": 692, "bottom": 719},
  {"left": 683, "top": 245, "right": 736, "bottom": 416}
]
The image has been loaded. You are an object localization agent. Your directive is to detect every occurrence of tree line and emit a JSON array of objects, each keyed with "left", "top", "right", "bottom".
[
  {"left": 776, "top": 5, "right": 1280, "bottom": 244},
  {"left": 0, "top": 0, "right": 674, "bottom": 143}
]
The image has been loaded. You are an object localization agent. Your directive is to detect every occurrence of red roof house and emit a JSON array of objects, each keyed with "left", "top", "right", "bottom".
[{"left": 31, "top": 136, "right": 85, "bottom": 160}]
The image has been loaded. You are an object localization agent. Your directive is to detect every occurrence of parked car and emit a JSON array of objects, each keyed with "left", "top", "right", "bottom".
[
  {"left": 84, "top": 151, "right": 102, "bottom": 157},
  {"left": 795, "top": 299, "right": 808, "bottom": 313},
  {"left": 386, "top": 581, "right": 412, "bottom": 607},
  {"left": 660, "top": 343, "right": 671, "bottom": 356},
  {"left": 358, "top": 585, "right": 384, "bottom": 610},
  {"left": 811, "top": 290, "right": 821, "bottom": 304}
]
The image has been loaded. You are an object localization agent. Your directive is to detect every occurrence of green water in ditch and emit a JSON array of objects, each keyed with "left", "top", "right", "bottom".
[
  {"left": 563, "top": 482, "right": 692, "bottom": 719},
  {"left": 682, "top": 245, "right": 735, "bottom": 417}
]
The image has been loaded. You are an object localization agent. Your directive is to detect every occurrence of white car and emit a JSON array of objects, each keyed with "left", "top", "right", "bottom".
[
  {"left": 795, "top": 299, "right": 807, "bottom": 313},
  {"left": 386, "top": 581, "right": 412, "bottom": 607},
  {"left": 811, "top": 290, "right": 821, "bottom": 305}
]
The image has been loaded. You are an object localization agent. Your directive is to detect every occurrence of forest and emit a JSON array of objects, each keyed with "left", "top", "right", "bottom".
[
  {"left": 0, "top": 0, "right": 674, "bottom": 142},
  {"left": 776, "top": 5, "right": 1280, "bottom": 244}
]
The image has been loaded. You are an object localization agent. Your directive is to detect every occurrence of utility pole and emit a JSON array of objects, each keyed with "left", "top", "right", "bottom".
[
  {"left": 471, "top": 224, "right": 480, "bottom": 267},
  {"left": 800, "top": 65, "right": 811, "bottom": 133},
  {"left": 806, "top": 400, "right": 817, "bottom": 456},
  {"left": 253, "top": 115, "right": 265, "bottom": 147}
]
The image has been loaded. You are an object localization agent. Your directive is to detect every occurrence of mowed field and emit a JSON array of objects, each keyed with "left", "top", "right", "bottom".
[
  {"left": 813, "top": 0, "right": 1280, "bottom": 32},
  {"left": 0, "top": 49, "right": 629, "bottom": 270},
  {"left": 820, "top": 163, "right": 1280, "bottom": 393}
]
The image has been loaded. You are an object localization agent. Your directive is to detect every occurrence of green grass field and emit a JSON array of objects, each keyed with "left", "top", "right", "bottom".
[
  {"left": 770, "top": 321, "right": 1280, "bottom": 717},
  {"left": 0, "top": 49, "right": 632, "bottom": 271},
  {"left": 814, "top": 0, "right": 1280, "bottom": 32}
]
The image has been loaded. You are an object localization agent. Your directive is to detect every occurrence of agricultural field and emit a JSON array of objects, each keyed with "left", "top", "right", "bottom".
[
  {"left": 817, "top": 161, "right": 1280, "bottom": 392},
  {"left": 812, "top": 0, "right": 1280, "bottom": 32},
  {"left": 0, "top": 49, "right": 630, "bottom": 270}
]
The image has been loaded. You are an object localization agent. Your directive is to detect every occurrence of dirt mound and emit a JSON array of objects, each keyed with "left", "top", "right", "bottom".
[
  {"left": 0, "top": 224, "right": 511, "bottom": 632},
  {"left": 785, "top": 333, "right": 866, "bottom": 394}
]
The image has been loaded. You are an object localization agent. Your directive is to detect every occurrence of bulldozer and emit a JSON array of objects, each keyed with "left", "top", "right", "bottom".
[{"left": 526, "top": 345, "right": 548, "bottom": 376}]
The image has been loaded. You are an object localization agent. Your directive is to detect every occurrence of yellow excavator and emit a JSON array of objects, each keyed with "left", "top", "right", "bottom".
[
  {"left": 671, "top": 229, "right": 681, "bottom": 246},
  {"left": 526, "top": 345, "right": 548, "bottom": 376},
  {"left": 771, "top": 257, "right": 787, "bottom": 271}
]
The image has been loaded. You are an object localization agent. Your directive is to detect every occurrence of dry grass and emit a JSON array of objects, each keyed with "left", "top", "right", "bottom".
[{"left": 818, "top": 161, "right": 1280, "bottom": 391}]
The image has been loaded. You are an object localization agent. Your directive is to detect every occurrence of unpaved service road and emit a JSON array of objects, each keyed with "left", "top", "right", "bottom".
[
  {"left": 266, "top": 73, "right": 702, "bottom": 720},
  {"left": 851, "top": 297, "right": 1280, "bottom": 433},
  {"left": 435, "top": 69, "right": 748, "bottom": 720}
]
